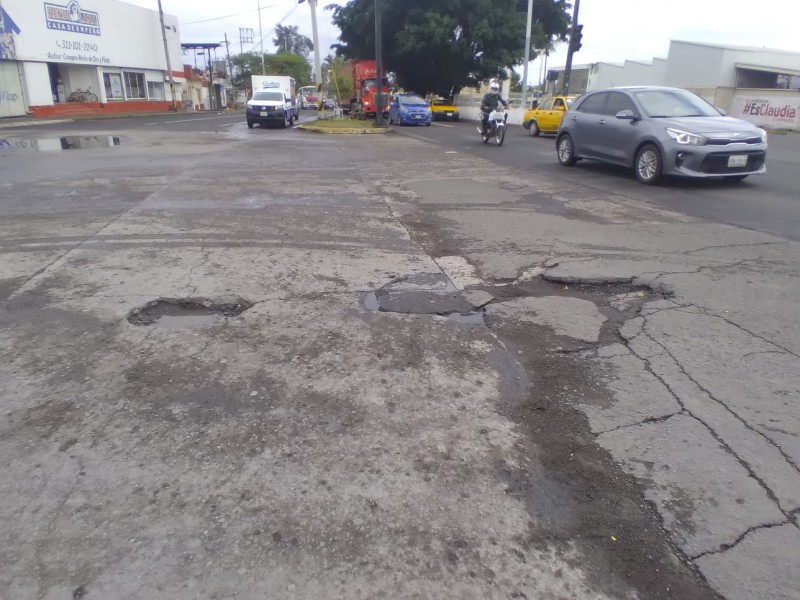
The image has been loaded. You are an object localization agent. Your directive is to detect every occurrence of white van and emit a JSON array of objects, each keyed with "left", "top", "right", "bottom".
[{"left": 247, "top": 76, "right": 298, "bottom": 128}]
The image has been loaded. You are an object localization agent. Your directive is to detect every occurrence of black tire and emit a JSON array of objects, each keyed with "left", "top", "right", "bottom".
[
  {"left": 495, "top": 127, "right": 505, "bottom": 146},
  {"left": 247, "top": 120, "right": 254, "bottom": 129},
  {"left": 634, "top": 143, "right": 663, "bottom": 185},
  {"left": 481, "top": 132, "right": 490, "bottom": 144},
  {"left": 557, "top": 134, "right": 577, "bottom": 166},
  {"left": 529, "top": 121, "right": 540, "bottom": 137},
  {"left": 281, "top": 114, "right": 289, "bottom": 129},
  {"left": 726, "top": 174, "right": 748, "bottom": 181},
  {"left": 426, "top": 122, "right": 431, "bottom": 127}
]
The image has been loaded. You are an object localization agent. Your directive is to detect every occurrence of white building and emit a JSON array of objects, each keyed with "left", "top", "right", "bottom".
[
  {"left": 0, "top": 0, "right": 184, "bottom": 119},
  {"left": 548, "top": 40, "right": 800, "bottom": 130}
]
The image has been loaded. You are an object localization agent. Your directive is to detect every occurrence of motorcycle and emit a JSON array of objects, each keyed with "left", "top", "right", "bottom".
[{"left": 478, "top": 108, "right": 508, "bottom": 146}]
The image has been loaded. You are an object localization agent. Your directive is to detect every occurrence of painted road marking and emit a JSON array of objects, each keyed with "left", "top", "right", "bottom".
[{"left": 432, "top": 123, "right": 455, "bottom": 128}]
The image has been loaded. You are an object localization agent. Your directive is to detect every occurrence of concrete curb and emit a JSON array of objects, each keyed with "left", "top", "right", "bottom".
[
  {"left": 296, "top": 123, "right": 391, "bottom": 135},
  {"left": 0, "top": 119, "right": 74, "bottom": 129}
]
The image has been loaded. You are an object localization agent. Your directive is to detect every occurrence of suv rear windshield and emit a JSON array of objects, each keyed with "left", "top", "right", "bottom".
[{"left": 252, "top": 92, "right": 284, "bottom": 102}]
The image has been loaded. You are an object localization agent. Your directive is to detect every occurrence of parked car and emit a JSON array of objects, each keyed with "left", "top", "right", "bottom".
[
  {"left": 556, "top": 86, "right": 768, "bottom": 184},
  {"left": 429, "top": 97, "right": 460, "bottom": 121},
  {"left": 523, "top": 96, "right": 576, "bottom": 136},
  {"left": 388, "top": 94, "right": 432, "bottom": 126}
]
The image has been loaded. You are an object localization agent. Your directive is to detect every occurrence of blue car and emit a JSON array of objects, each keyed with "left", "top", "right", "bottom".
[{"left": 389, "top": 94, "right": 432, "bottom": 126}]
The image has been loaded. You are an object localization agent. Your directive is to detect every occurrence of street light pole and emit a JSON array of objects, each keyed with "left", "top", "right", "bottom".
[
  {"left": 157, "top": 0, "right": 178, "bottom": 111},
  {"left": 374, "top": 0, "right": 384, "bottom": 124},
  {"left": 521, "top": 0, "right": 534, "bottom": 110}
]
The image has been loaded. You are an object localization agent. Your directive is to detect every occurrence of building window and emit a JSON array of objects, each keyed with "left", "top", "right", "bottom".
[
  {"left": 124, "top": 72, "right": 146, "bottom": 99},
  {"left": 147, "top": 81, "right": 165, "bottom": 101},
  {"left": 103, "top": 73, "right": 124, "bottom": 100}
]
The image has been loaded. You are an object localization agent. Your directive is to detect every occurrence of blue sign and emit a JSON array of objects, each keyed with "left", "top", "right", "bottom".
[
  {"left": 0, "top": 6, "right": 21, "bottom": 36},
  {"left": 44, "top": 1, "right": 101, "bottom": 36}
]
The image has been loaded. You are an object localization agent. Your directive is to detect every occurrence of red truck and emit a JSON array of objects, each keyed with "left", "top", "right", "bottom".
[{"left": 345, "top": 60, "right": 390, "bottom": 118}]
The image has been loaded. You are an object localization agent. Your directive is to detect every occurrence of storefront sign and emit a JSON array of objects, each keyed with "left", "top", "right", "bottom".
[{"left": 44, "top": 1, "right": 101, "bottom": 36}]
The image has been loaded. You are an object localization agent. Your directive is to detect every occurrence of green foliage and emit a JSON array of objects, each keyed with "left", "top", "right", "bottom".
[
  {"left": 231, "top": 51, "right": 312, "bottom": 88},
  {"left": 323, "top": 54, "right": 355, "bottom": 103},
  {"left": 329, "top": 0, "right": 571, "bottom": 98},
  {"left": 273, "top": 24, "right": 314, "bottom": 56}
]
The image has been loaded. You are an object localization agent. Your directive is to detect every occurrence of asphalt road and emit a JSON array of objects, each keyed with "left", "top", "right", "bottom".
[
  {"left": 2, "top": 110, "right": 798, "bottom": 239},
  {"left": 397, "top": 119, "right": 800, "bottom": 240}
]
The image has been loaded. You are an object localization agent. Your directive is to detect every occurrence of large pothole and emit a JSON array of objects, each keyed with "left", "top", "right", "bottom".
[
  {"left": 363, "top": 273, "right": 491, "bottom": 324},
  {"left": 127, "top": 298, "right": 252, "bottom": 328}
]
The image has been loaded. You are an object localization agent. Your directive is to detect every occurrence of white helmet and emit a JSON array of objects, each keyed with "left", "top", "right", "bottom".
[{"left": 489, "top": 82, "right": 500, "bottom": 92}]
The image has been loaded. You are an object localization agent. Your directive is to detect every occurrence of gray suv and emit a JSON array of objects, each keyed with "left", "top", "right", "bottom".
[{"left": 556, "top": 86, "right": 767, "bottom": 184}]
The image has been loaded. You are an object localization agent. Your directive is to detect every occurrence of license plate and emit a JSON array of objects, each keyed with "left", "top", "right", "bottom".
[
  {"left": 446, "top": 112, "right": 453, "bottom": 117},
  {"left": 415, "top": 115, "right": 422, "bottom": 119},
  {"left": 260, "top": 111, "right": 269, "bottom": 117},
  {"left": 727, "top": 155, "right": 747, "bottom": 168}
]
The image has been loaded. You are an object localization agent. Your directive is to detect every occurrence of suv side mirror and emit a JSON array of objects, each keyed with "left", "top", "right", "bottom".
[{"left": 615, "top": 109, "right": 637, "bottom": 120}]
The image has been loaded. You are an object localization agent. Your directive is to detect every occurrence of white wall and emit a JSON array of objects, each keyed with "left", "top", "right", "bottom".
[
  {"left": 664, "top": 41, "right": 726, "bottom": 87},
  {"left": 22, "top": 61, "right": 52, "bottom": 106},
  {"left": 2, "top": 0, "right": 182, "bottom": 72},
  {"left": 720, "top": 47, "right": 800, "bottom": 87}
]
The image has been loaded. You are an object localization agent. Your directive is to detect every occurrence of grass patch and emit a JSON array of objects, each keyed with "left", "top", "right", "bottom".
[{"left": 305, "top": 118, "right": 384, "bottom": 129}]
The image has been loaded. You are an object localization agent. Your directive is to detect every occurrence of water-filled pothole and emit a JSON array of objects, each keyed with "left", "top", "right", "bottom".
[
  {"left": 363, "top": 273, "right": 489, "bottom": 325},
  {"left": 127, "top": 298, "right": 252, "bottom": 328},
  {"left": 0, "top": 136, "right": 121, "bottom": 153}
]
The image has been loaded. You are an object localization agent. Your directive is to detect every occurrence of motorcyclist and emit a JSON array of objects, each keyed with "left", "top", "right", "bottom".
[{"left": 479, "top": 83, "right": 509, "bottom": 134}]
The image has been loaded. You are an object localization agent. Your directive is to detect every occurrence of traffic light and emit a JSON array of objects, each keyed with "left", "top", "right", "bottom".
[{"left": 570, "top": 24, "right": 584, "bottom": 53}]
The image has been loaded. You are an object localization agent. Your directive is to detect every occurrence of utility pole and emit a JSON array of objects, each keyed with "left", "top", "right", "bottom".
[
  {"left": 224, "top": 33, "right": 233, "bottom": 107},
  {"left": 521, "top": 0, "right": 534, "bottom": 110},
  {"left": 562, "top": 0, "right": 580, "bottom": 95},
  {"left": 298, "top": 0, "right": 322, "bottom": 90},
  {"left": 374, "top": 0, "right": 384, "bottom": 124},
  {"left": 157, "top": 0, "right": 178, "bottom": 111},
  {"left": 258, "top": 0, "right": 265, "bottom": 75}
]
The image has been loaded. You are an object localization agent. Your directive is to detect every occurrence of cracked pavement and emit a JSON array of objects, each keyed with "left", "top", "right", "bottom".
[{"left": 0, "top": 119, "right": 798, "bottom": 599}]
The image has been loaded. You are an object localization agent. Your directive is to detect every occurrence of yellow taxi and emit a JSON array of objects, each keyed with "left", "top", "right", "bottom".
[
  {"left": 429, "top": 97, "right": 460, "bottom": 121},
  {"left": 522, "top": 96, "right": 576, "bottom": 136}
]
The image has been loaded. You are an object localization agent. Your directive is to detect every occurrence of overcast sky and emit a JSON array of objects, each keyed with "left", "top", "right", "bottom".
[{"left": 129, "top": 0, "right": 799, "bottom": 84}]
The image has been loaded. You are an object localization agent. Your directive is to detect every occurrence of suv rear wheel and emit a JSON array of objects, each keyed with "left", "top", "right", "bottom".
[{"left": 557, "top": 134, "right": 577, "bottom": 166}]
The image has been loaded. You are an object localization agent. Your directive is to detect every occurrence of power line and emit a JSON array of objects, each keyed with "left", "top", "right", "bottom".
[
  {"left": 247, "top": 3, "right": 300, "bottom": 53},
  {"left": 180, "top": 4, "right": 278, "bottom": 27}
]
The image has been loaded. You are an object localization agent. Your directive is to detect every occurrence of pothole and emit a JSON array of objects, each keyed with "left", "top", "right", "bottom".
[
  {"left": 127, "top": 298, "right": 252, "bottom": 328},
  {"left": 363, "top": 273, "right": 489, "bottom": 324}
]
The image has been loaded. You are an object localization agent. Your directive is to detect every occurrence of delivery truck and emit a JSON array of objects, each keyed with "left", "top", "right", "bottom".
[{"left": 246, "top": 75, "right": 298, "bottom": 128}]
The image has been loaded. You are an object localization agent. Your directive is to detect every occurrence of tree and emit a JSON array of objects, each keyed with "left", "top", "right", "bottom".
[
  {"left": 329, "top": 0, "right": 571, "bottom": 98},
  {"left": 273, "top": 24, "right": 314, "bottom": 56},
  {"left": 323, "top": 54, "right": 354, "bottom": 104},
  {"left": 231, "top": 51, "right": 312, "bottom": 89}
]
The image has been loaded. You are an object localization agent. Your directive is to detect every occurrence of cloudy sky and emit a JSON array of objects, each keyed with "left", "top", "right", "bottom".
[{"left": 128, "top": 0, "right": 799, "bottom": 85}]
